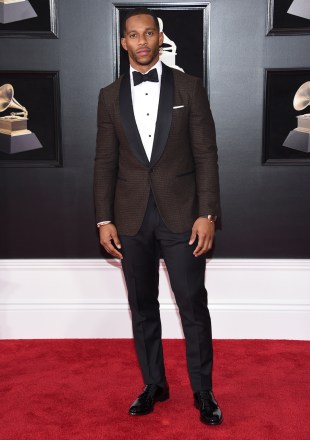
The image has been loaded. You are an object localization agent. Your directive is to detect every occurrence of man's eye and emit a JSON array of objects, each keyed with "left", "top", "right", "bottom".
[
  {"left": 129, "top": 34, "right": 137, "bottom": 38},
  {"left": 146, "top": 31, "right": 154, "bottom": 36}
]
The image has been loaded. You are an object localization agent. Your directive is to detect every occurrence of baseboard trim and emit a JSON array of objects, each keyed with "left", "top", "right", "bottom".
[{"left": 0, "top": 259, "right": 309, "bottom": 340}]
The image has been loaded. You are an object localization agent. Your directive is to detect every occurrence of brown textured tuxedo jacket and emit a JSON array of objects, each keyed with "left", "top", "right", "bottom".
[{"left": 94, "top": 63, "right": 220, "bottom": 236}]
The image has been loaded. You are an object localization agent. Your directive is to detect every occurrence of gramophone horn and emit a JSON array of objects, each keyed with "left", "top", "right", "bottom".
[
  {"left": 293, "top": 81, "right": 310, "bottom": 111},
  {"left": 0, "top": 83, "right": 28, "bottom": 117}
]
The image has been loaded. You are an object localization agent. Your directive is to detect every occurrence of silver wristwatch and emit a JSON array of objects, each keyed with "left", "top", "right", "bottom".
[{"left": 207, "top": 215, "right": 217, "bottom": 222}]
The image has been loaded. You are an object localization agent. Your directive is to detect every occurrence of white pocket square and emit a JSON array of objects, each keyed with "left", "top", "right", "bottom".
[{"left": 173, "top": 105, "right": 185, "bottom": 109}]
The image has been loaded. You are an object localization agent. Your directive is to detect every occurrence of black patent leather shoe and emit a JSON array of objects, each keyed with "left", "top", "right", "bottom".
[
  {"left": 194, "top": 390, "right": 223, "bottom": 425},
  {"left": 129, "top": 383, "right": 170, "bottom": 415}
]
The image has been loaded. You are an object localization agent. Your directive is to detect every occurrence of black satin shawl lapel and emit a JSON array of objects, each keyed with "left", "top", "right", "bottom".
[
  {"left": 150, "top": 64, "right": 174, "bottom": 167},
  {"left": 119, "top": 72, "right": 149, "bottom": 166}
]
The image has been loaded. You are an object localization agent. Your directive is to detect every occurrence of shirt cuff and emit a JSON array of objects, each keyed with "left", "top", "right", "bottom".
[{"left": 97, "top": 221, "right": 111, "bottom": 228}]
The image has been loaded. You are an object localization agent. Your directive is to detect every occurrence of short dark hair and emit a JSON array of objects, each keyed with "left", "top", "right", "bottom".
[{"left": 122, "top": 7, "right": 160, "bottom": 36}]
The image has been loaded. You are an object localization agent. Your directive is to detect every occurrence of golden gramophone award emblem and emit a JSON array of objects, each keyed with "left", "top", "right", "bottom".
[
  {"left": 0, "top": 83, "right": 43, "bottom": 154},
  {"left": 0, "top": 0, "right": 37, "bottom": 24},
  {"left": 283, "top": 81, "right": 310, "bottom": 153}
]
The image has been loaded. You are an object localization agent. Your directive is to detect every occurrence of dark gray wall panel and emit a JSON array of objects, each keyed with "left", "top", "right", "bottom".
[{"left": 0, "top": 0, "right": 310, "bottom": 258}]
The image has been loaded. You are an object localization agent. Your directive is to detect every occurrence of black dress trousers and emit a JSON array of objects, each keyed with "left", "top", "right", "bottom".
[{"left": 120, "top": 191, "right": 213, "bottom": 392}]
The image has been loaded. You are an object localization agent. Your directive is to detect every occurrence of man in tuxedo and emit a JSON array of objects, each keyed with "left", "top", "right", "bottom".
[{"left": 94, "top": 8, "right": 222, "bottom": 425}]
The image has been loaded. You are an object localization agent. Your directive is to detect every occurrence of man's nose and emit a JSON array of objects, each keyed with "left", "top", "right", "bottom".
[{"left": 138, "top": 35, "right": 147, "bottom": 45}]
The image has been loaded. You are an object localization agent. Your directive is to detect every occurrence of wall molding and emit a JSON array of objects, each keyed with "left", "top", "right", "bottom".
[{"left": 0, "top": 259, "right": 309, "bottom": 340}]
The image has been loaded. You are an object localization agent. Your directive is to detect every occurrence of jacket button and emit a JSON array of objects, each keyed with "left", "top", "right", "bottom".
[{"left": 149, "top": 168, "right": 154, "bottom": 173}]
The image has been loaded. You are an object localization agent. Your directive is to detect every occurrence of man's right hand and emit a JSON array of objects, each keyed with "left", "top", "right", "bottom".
[{"left": 99, "top": 223, "right": 123, "bottom": 259}]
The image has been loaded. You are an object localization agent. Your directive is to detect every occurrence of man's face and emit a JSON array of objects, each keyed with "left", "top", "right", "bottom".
[{"left": 121, "top": 14, "right": 163, "bottom": 72}]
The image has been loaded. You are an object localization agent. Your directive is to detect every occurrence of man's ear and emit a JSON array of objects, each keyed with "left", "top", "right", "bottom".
[
  {"left": 121, "top": 38, "right": 127, "bottom": 51},
  {"left": 159, "top": 32, "right": 164, "bottom": 47}
]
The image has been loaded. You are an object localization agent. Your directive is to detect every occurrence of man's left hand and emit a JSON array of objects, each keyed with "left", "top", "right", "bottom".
[{"left": 189, "top": 217, "right": 215, "bottom": 257}]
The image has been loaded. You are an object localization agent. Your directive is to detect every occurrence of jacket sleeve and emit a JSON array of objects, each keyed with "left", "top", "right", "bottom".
[
  {"left": 189, "top": 78, "right": 221, "bottom": 217},
  {"left": 93, "top": 88, "right": 119, "bottom": 223}
]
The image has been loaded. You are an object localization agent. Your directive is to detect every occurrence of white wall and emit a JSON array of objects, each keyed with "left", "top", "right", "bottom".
[{"left": 0, "top": 259, "right": 309, "bottom": 340}]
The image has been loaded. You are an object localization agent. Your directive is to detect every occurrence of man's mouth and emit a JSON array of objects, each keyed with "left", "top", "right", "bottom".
[{"left": 136, "top": 48, "right": 151, "bottom": 56}]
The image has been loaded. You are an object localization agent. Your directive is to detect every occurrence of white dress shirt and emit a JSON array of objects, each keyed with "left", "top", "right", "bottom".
[{"left": 130, "top": 60, "right": 162, "bottom": 161}]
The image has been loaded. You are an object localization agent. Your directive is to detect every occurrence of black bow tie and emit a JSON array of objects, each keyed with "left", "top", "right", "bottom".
[{"left": 132, "top": 68, "right": 159, "bottom": 86}]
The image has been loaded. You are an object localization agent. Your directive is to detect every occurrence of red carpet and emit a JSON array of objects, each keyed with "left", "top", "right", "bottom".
[{"left": 0, "top": 339, "right": 309, "bottom": 440}]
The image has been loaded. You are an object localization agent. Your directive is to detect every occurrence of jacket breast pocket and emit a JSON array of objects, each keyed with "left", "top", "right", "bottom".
[{"left": 171, "top": 104, "right": 188, "bottom": 127}]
